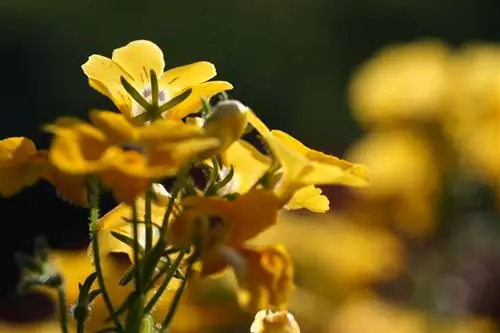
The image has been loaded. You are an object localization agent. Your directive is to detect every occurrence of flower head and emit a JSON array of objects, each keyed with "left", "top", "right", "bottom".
[
  {"left": 45, "top": 110, "right": 220, "bottom": 202},
  {"left": 82, "top": 40, "right": 233, "bottom": 121}
]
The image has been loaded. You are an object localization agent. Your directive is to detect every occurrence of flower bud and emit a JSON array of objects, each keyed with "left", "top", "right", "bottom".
[
  {"left": 250, "top": 310, "right": 301, "bottom": 333},
  {"left": 202, "top": 100, "right": 248, "bottom": 154}
]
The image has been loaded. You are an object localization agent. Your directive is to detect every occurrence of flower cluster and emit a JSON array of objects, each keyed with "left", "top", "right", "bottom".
[{"left": 3, "top": 40, "right": 369, "bottom": 333}]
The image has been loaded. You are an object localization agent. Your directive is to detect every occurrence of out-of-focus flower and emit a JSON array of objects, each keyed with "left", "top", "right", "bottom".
[
  {"left": 447, "top": 43, "right": 500, "bottom": 185},
  {"left": 349, "top": 39, "right": 453, "bottom": 127},
  {"left": 0, "top": 320, "right": 63, "bottom": 333},
  {"left": 45, "top": 110, "right": 219, "bottom": 203},
  {"left": 252, "top": 212, "right": 404, "bottom": 293},
  {"left": 250, "top": 309, "right": 301, "bottom": 333},
  {"left": 327, "top": 294, "right": 495, "bottom": 333},
  {"left": 247, "top": 110, "right": 370, "bottom": 213},
  {"left": 345, "top": 130, "right": 439, "bottom": 238},
  {"left": 82, "top": 40, "right": 232, "bottom": 121},
  {"left": 0, "top": 137, "right": 87, "bottom": 205},
  {"left": 168, "top": 189, "right": 294, "bottom": 312}
]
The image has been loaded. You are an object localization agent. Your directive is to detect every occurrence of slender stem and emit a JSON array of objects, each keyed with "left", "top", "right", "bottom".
[
  {"left": 57, "top": 286, "right": 69, "bottom": 333},
  {"left": 132, "top": 202, "right": 142, "bottom": 291},
  {"left": 161, "top": 164, "right": 191, "bottom": 234},
  {"left": 159, "top": 259, "right": 195, "bottom": 332},
  {"left": 144, "top": 188, "right": 153, "bottom": 254},
  {"left": 143, "top": 250, "right": 187, "bottom": 313},
  {"left": 76, "top": 316, "right": 84, "bottom": 333},
  {"left": 88, "top": 180, "right": 124, "bottom": 333}
]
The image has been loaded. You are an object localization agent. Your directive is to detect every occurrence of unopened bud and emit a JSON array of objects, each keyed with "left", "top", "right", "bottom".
[
  {"left": 250, "top": 310, "right": 301, "bottom": 333},
  {"left": 202, "top": 100, "right": 248, "bottom": 154}
]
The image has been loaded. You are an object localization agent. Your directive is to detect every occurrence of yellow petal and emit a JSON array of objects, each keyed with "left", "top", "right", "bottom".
[
  {"left": 89, "top": 110, "right": 137, "bottom": 144},
  {"left": 228, "top": 189, "right": 282, "bottom": 246},
  {"left": 45, "top": 118, "right": 108, "bottom": 174},
  {"left": 271, "top": 130, "right": 370, "bottom": 187},
  {"left": 0, "top": 137, "right": 37, "bottom": 164},
  {"left": 0, "top": 137, "right": 43, "bottom": 197},
  {"left": 163, "top": 81, "right": 234, "bottom": 120},
  {"left": 112, "top": 40, "right": 165, "bottom": 84},
  {"left": 82, "top": 55, "right": 133, "bottom": 114},
  {"left": 221, "top": 140, "right": 271, "bottom": 194},
  {"left": 285, "top": 185, "right": 330, "bottom": 213},
  {"left": 233, "top": 245, "right": 294, "bottom": 312},
  {"left": 251, "top": 310, "right": 301, "bottom": 333},
  {"left": 159, "top": 61, "right": 216, "bottom": 94},
  {"left": 137, "top": 119, "right": 204, "bottom": 144}
]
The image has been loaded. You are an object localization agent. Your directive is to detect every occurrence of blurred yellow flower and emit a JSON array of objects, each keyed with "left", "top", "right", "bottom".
[
  {"left": 345, "top": 130, "right": 439, "bottom": 238},
  {"left": 247, "top": 111, "right": 370, "bottom": 213},
  {"left": 0, "top": 320, "right": 63, "bottom": 333},
  {"left": 349, "top": 39, "right": 453, "bottom": 127},
  {"left": 45, "top": 110, "right": 219, "bottom": 203},
  {"left": 252, "top": 212, "right": 404, "bottom": 292},
  {"left": 0, "top": 137, "right": 87, "bottom": 205},
  {"left": 327, "top": 294, "right": 495, "bottom": 333},
  {"left": 447, "top": 43, "right": 500, "bottom": 184},
  {"left": 82, "top": 40, "right": 233, "bottom": 121},
  {"left": 250, "top": 309, "right": 301, "bottom": 333}
]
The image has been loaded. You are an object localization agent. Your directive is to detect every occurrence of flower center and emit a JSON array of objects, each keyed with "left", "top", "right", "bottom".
[{"left": 130, "top": 86, "right": 171, "bottom": 118}]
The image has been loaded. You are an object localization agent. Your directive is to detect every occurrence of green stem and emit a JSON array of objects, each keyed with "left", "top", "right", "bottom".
[
  {"left": 76, "top": 317, "right": 84, "bottom": 333},
  {"left": 89, "top": 180, "right": 124, "bottom": 333},
  {"left": 132, "top": 202, "right": 142, "bottom": 291},
  {"left": 161, "top": 164, "right": 191, "bottom": 235},
  {"left": 143, "top": 250, "right": 187, "bottom": 313},
  {"left": 57, "top": 286, "right": 69, "bottom": 333},
  {"left": 159, "top": 258, "right": 195, "bottom": 332},
  {"left": 144, "top": 188, "right": 153, "bottom": 254}
]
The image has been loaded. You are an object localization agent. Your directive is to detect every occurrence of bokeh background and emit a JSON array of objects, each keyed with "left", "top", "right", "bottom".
[{"left": 0, "top": 0, "right": 499, "bottom": 332}]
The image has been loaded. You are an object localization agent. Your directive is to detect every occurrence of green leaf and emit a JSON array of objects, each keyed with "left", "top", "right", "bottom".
[
  {"left": 77, "top": 272, "right": 97, "bottom": 304},
  {"left": 157, "top": 88, "right": 192, "bottom": 114},
  {"left": 120, "top": 76, "right": 150, "bottom": 110},
  {"left": 150, "top": 69, "right": 159, "bottom": 109},
  {"left": 110, "top": 231, "right": 142, "bottom": 252},
  {"left": 88, "top": 289, "right": 101, "bottom": 303},
  {"left": 119, "top": 266, "right": 136, "bottom": 286}
]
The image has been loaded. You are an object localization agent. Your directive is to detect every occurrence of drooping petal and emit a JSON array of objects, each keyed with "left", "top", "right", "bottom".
[
  {"left": 82, "top": 55, "right": 134, "bottom": 114},
  {"left": 112, "top": 40, "right": 165, "bottom": 84},
  {"left": 271, "top": 130, "right": 370, "bottom": 187},
  {"left": 0, "top": 137, "right": 37, "bottom": 164},
  {"left": 284, "top": 185, "right": 330, "bottom": 213},
  {"left": 159, "top": 61, "right": 217, "bottom": 94},
  {"left": 163, "top": 81, "right": 234, "bottom": 120}
]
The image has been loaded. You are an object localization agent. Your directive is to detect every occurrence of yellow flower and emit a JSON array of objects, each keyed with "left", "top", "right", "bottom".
[
  {"left": 45, "top": 110, "right": 220, "bottom": 203},
  {"left": 167, "top": 189, "right": 293, "bottom": 311},
  {"left": 0, "top": 137, "right": 87, "bottom": 205},
  {"left": 345, "top": 130, "right": 439, "bottom": 238},
  {"left": 82, "top": 40, "right": 233, "bottom": 121},
  {"left": 349, "top": 39, "right": 452, "bottom": 127},
  {"left": 250, "top": 309, "right": 301, "bottom": 333},
  {"left": 447, "top": 43, "right": 500, "bottom": 184},
  {"left": 247, "top": 110, "right": 370, "bottom": 213}
]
